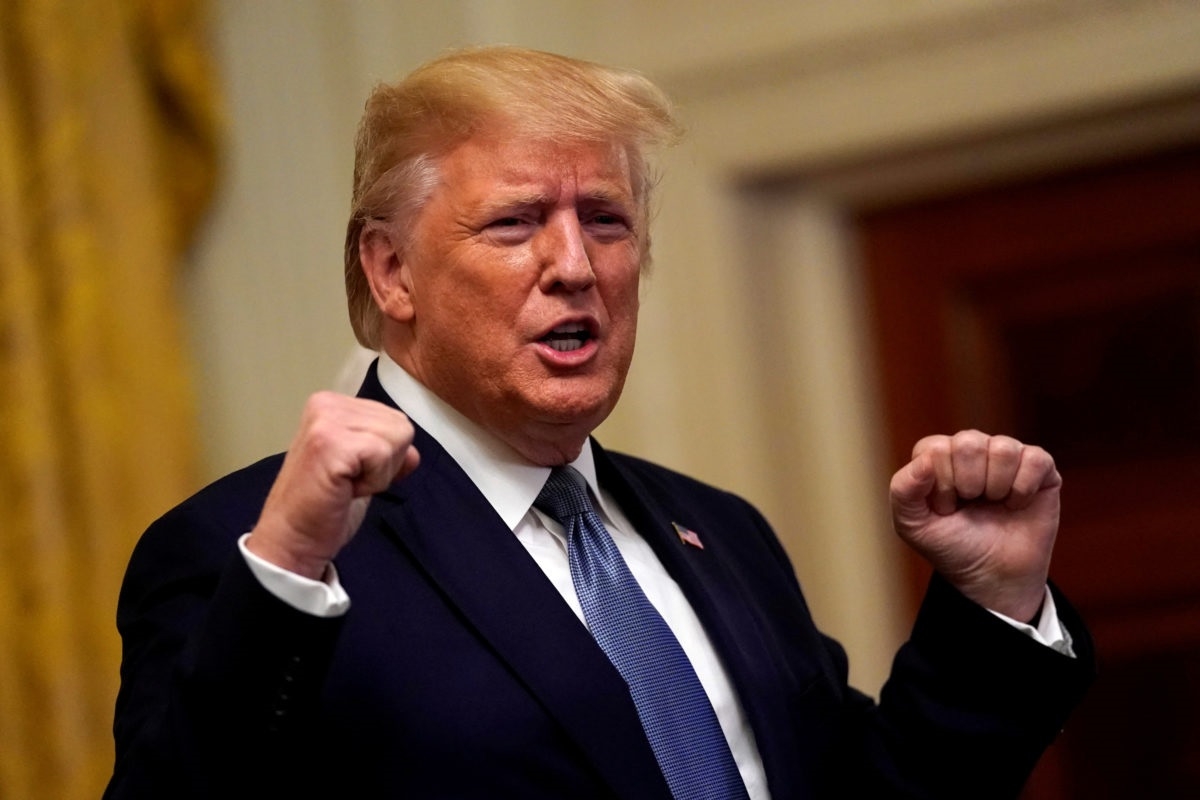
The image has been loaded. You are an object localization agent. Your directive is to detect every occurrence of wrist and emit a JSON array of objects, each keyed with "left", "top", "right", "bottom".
[
  {"left": 947, "top": 572, "right": 1048, "bottom": 623},
  {"left": 979, "top": 586, "right": 1048, "bottom": 624},
  {"left": 244, "top": 529, "right": 331, "bottom": 581}
]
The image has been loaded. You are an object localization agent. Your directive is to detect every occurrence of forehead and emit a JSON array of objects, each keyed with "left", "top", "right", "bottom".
[{"left": 436, "top": 132, "right": 638, "bottom": 204}]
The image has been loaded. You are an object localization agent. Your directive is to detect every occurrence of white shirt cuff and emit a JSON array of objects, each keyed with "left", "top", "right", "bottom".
[
  {"left": 988, "top": 585, "right": 1075, "bottom": 657},
  {"left": 238, "top": 533, "right": 351, "bottom": 618}
]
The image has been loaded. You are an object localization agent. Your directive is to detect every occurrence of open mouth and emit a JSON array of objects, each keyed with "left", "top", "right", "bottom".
[{"left": 540, "top": 322, "right": 593, "bottom": 352}]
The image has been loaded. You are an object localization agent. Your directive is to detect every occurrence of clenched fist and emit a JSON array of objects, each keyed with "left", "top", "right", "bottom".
[
  {"left": 890, "top": 430, "right": 1061, "bottom": 622},
  {"left": 246, "top": 392, "right": 420, "bottom": 579}
]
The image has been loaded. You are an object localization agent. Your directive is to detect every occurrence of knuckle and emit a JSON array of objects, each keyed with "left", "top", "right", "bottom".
[
  {"left": 1024, "top": 445, "right": 1055, "bottom": 471},
  {"left": 989, "top": 436, "right": 1022, "bottom": 463},
  {"left": 306, "top": 390, "right": 340, "bottom": 411},
  {"left": 913, "top": 434, "right": 950, "bottom": 459},
  {"left": 300, "top": 413, "right": 347, "bottom": 456},
  {"left": 952, "top": 429, "right": 987, "bottom": 450},
  {"left": 952, "top": 435, "right": 987, "bottom": 463}
]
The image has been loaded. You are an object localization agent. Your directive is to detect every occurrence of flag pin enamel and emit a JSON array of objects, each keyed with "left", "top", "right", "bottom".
[{"left": 672, "top": 522, "right": 704, "bottom": 550}]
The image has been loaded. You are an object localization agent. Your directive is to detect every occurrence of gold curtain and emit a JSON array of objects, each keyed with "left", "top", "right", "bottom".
[{"left": 0, "top": 1, "right": 220, "bottom": 797}]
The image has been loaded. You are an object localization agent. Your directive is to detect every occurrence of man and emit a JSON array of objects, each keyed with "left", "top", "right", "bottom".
[{"left": 105, "top": 47, "right": 1093, "bottom": 799}]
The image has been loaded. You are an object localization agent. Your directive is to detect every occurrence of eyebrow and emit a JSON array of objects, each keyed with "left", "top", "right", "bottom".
[
  {"left": 580, "top": 187, "right": 635, "bottom": 208},
  {"left": 476, "top": 192, "right": 553, "bottom": 216},
  {"left": 476, "top": 186, "right": 635, "bottom": 216}
]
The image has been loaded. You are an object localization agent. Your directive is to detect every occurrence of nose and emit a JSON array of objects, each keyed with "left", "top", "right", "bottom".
[{"left": 537, "top": 212, "right": 595, "bottom": 293}]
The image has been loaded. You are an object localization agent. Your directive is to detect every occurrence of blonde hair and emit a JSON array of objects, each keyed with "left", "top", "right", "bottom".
[{"left": 344, "top": 46, "right": 683, "bottom": 349}]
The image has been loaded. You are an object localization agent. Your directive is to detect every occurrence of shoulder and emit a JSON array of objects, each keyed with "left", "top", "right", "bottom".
[
  {"left": 597, "top": 445, "right": 796, "bottom": 575},
  {"left": 163, "top": 454, "right": 285, "bottom": 535},
  {"left": 601, "top": 448, "right": 766, "bottom": 520},
  {"left": 126, "top": 454, "right": 287, "bottom": 572},
  {"left": 599, "top": 445, "right": 820, "bottom": 639}
]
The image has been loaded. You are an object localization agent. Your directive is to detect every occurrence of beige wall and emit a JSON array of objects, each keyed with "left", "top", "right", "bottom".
[{"left": 186, "top": 0, "right": 1200, "bottom": 694}]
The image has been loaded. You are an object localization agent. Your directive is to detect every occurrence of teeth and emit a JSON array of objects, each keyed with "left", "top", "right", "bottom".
[{"left": 543, "top": 322, "right": 590, "bottom": 352}]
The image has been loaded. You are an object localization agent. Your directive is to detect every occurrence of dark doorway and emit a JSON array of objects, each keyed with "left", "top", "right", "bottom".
[{"left": 859, "top": 146, "right": 1200, "bottom": 799}]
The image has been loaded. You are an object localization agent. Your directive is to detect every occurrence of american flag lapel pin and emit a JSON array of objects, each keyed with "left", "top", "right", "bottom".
[{"left": 671, "top": 521, "right": 705, "bottom": 550}]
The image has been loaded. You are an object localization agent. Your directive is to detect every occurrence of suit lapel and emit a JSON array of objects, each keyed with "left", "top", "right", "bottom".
[{"left": 355, "top": 364, "right": 672, "bottom": 799}]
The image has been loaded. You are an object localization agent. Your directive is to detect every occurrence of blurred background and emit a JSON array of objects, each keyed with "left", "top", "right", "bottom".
[{"left": 2, "top": 1, "right": 1198, "bottom": 798}]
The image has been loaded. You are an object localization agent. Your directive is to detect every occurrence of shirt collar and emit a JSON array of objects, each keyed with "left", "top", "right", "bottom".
[{"left": 375, "top": 352, "right": 604, "bottom": 530}]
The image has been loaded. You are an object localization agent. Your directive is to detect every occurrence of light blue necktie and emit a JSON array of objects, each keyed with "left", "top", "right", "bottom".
[{"left": 535, "top": 467, "right": 749, "bottom": 800}]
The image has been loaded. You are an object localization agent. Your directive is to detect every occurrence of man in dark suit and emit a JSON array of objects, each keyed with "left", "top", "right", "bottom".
[{"left": 105, "top": 46, "right": 1093, "bottom": 799}]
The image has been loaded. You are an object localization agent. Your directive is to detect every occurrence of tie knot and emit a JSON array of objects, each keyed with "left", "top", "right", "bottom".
[{"left": 534, "top": 466, "right": 593, "bottom": 524}]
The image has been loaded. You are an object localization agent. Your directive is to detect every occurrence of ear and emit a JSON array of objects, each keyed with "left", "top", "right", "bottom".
[{"left": 359, "top": 226, "right": 415, "bottom": 323}]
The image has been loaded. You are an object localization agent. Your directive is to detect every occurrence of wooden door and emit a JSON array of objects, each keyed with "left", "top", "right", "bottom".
[{"left": 858, "top": 147, "right": 1200, "bottom": 799}]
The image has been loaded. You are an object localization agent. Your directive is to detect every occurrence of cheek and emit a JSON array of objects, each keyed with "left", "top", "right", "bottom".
[
  {"left": 426, "top": 260, "right": 520, "bottom": 324},
  {"left": 606, "top": 265, "right": 641, "bottom": 322}
]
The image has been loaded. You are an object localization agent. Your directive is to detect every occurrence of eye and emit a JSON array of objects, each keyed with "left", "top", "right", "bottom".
[
  {"left": 484, "top": 216, "right": 536, "bottom": 244},
  {"left": 583, "top": 211, "right": 631, "bottom": 240}
]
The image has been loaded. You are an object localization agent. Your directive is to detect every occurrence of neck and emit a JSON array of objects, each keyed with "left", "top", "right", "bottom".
[{"left": 493, "top": 425, "right": 590, "bottom": 467}]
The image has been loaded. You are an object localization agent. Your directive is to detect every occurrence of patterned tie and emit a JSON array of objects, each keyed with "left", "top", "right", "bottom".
[{"left": 535, "top": 467, "right": 749, "bottom": 800}]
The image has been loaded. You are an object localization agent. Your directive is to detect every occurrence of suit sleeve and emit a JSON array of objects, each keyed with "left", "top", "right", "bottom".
[
  {"left": 834, "top": 573, "right": 1095, "bottom": 798},
  {"left": 748, "top": 491, "right": 1096, "bottom": 798},
  {"left": 104, "top": 482, "right": 343, "bottom": 799}
]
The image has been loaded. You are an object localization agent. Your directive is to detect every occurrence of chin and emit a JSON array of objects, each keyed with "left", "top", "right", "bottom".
[{"left": 532, "top": 384, "right": 620, "bottom": 429}]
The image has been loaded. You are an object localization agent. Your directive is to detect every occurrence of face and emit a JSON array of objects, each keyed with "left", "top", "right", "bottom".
[{"left": 370, "top": 132, "right": 644, "bottom": 465}]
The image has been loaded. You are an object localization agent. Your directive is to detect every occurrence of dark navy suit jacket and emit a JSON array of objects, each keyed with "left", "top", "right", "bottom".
[{"left": 105, "top": 363, "right": 1094, "bottom": 798}]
